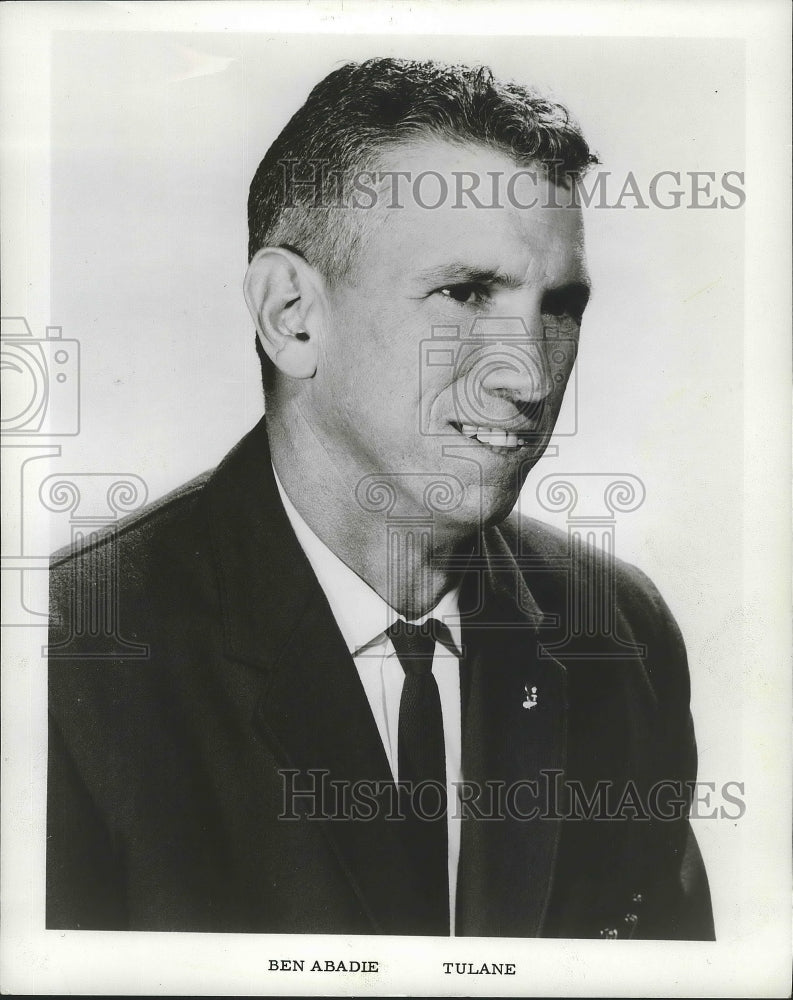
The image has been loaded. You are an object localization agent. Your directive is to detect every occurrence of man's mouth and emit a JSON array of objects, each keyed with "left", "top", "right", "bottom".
[{"left": 450, "top": 422, "right": 540, "bottom": 450}]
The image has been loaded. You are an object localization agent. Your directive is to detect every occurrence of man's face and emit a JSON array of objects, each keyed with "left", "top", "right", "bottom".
[{"left": 303, "top": 138, "right": 590, "bottom": 531}]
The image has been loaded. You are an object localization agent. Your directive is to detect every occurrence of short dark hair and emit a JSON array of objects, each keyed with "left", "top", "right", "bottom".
[{"left": 247, "top": 57, "right": 596, "bottom": 282}]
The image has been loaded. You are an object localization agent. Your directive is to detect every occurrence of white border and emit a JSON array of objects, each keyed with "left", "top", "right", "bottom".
[{"left": 1, "top": 1, "right": 790, "bottom": 996}]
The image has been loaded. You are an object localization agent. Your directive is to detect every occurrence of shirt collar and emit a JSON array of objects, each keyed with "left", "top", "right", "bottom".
[{"left": 273, "top": 465, "right": 462, "bottom": 657}]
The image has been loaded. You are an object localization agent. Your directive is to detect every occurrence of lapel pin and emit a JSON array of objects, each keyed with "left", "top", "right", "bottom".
[{"left": 522, "top": 685, "right": 538, "bottom": 710}]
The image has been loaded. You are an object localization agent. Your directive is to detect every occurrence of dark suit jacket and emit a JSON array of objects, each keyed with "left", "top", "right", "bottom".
[{"left": 47, "top": 417, "right": 714, "bottom": 938}]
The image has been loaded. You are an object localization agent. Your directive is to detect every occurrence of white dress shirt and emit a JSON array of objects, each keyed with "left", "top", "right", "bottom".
[{"left": 273, "top": 468, "right": 463, "bottom": 933}]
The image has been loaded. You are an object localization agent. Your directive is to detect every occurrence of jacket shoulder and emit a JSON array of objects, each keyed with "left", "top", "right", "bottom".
[
  {"left": 501, "top": 510, "right": 675, "bottom": 621},
  {"left": 501, "top": 511, "right": 689, "bottom": 697},
  {"left": 50, "top": 469, "right": 213, "bottom": 570},
  {"left": 48, "top": 468, "right": 220, "bottom": 652}
]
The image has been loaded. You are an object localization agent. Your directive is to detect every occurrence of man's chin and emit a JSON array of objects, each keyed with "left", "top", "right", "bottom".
[
  {"left": 479, "top": 485, "right": 526, "bottom": 529},
  {"left": 437, "top": 480, "right": 525, "bottom": 535},
  {"left": 452, "top": 448, "right": 542, "bottom": 527}
]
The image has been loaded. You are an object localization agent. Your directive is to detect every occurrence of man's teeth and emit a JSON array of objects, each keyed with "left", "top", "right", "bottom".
[{"left": 460, "top": 424, "right": 524, "bottom": 448}]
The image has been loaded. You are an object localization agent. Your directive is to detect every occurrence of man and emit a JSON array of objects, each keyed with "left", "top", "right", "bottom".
[{"left": 47, "top": 58, "right": 714, "bottom": 938}]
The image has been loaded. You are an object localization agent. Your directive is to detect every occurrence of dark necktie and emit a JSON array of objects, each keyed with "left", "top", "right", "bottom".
[{"left": 386, "top": 617, "right": 454, "bottom": 935}]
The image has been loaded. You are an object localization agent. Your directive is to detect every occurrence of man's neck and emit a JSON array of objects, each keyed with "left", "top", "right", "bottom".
[{"left": 267, "top": 410, "right": 474, "bottom": 619}]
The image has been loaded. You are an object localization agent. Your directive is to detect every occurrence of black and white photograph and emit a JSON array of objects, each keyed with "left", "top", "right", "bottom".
[{"left": 1, "top": 1, "right": 790, "bottom": 995}]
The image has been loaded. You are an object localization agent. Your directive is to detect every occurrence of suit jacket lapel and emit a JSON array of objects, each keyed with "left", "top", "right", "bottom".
[
  {"left": 204, "top": 418, "right": 437, "bottom": 933},
  {"left": 205, "top": 419, "right": 568, "bottom": 936},
  {"left": 254, "top": 587, "right": 444, "bottom": 933},
  {"left": 456, "top": 526, "right": 568, "bottom": 937}
]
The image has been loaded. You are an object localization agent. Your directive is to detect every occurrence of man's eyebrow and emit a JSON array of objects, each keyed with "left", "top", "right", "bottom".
[
  {"left": 414, "top": 262, "right": 522, "bottom": 288},
  {"left": 414, "top": 264, "right": 591, "bottom": 306}
]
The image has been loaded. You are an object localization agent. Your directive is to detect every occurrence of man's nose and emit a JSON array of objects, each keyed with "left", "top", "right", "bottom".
[
  {"left": 472, "top": 322, "right": 556, "bottom": 407},
  {"left": 477, "top": 353, "right": 554, "bottom": 405}
]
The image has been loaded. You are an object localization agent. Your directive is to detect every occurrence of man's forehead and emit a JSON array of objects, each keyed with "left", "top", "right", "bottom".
[
  {"left": 370, "top": 136, "right": 580, "bottom": 204},
  {"left": 373, "top": 135, "right": 537, "bottom": 180},
  {"left": 361, "top": 138, "right": 587, "bottom": 286}
]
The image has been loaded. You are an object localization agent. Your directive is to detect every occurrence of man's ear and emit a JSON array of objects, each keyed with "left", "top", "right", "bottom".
[{"left": 243, "top": 248, "right": 322, "bottom": 379}]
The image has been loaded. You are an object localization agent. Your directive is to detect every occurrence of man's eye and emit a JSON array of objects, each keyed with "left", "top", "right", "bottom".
[
  {"left": 541, "top": 286, "right": 589, "bottom": 326},
  {"left": 438, "top": 283, "right": 489, "bottom": 306}
]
